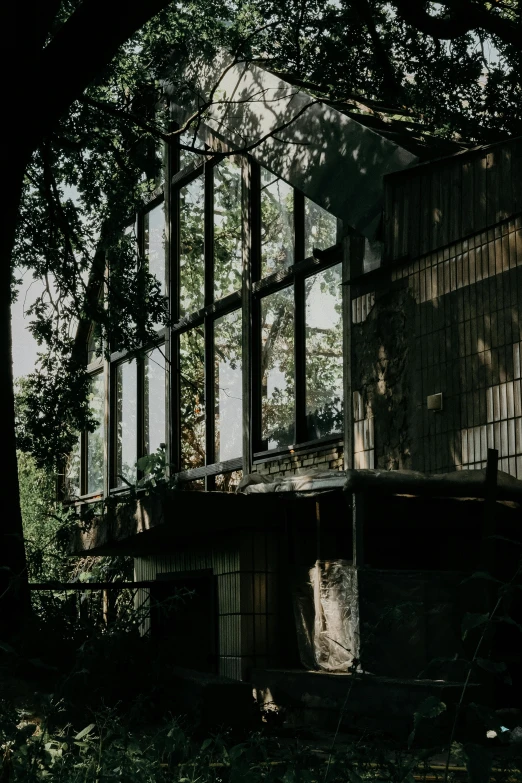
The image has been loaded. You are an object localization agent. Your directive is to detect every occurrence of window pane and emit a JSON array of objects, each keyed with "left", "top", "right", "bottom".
[
  {"left": 179, "top": 130, "right": 205, "bottom": 170},
  {"left": 261, "top": 286, "right": 295, "bottom": 449},
  {"left": 115, "top": 359, "right": 137, "bottom": 486},
  {"left": 65, "top": 438, "right": 81, "bottom": 500},
  {"left": 87, "top": 372, "right": 105, "bottom": 494},
  {"left": 214, "top": 158, "right": 242, "bottom": 300},
  {"left": 180, "top": 329, "right": 205, "bottom": 470},
  {"left": 87, "top": 322, "right": 102, "bottom": 365},
  {"left": 144, "top": 201, "right": 166, "bottom": 295},
  {"left": 214, "top": 310, "right": 242, "bottom": 462},
  {"left": 215, "top": 470, "right": 243, "bottom": 492},
  {"left": 144, "top": 346, "right": 166, "bottom": 457},
  {"left": 305, "top": 198, "right": 338, "bottom": 258},
  {"left": 305, "top": 264, "right": 343, "bottom": 440},
  {"left": 180, "top": 177, "right": 205, "bottom": 316},
  {"left": 261, "top": 168, "right": 294, "bottom": 278}
]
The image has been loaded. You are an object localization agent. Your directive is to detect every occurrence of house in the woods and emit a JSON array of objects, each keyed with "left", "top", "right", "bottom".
[{"left": 68, "top": 56, "right": 522, "bottom": 719}]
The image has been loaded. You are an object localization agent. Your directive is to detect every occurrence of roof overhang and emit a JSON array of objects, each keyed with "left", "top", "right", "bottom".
[{"left": 165, "top": 54, "right": 418, "bottom": 241}]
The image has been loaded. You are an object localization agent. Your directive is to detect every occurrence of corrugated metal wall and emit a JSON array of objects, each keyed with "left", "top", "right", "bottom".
[
  {"left": 390, "top": 215, "right": 521, "bottom": 476},
  {"left": 384, "top": 139, "right": 521, "bottom": 263},
  {"left": 134, "top": 528, "right": 280, "bottom": 680}
]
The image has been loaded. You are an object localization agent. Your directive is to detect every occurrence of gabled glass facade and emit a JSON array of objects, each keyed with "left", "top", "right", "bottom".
[{"left": 76, "top": 126, "right": 345, "bottom": 498}]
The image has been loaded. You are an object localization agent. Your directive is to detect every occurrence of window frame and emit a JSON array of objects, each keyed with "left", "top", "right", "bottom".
[{"left": 77, "top": 122, "right": 347, "bottom": 500}]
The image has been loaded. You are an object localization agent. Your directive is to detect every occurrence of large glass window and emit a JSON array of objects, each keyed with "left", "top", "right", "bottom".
[
  {"left": 78, "top": 147, "right": 344, "bottom": 500},
  {"left": 305, "top": 263, "right": 343, "bottom": 440},
  {"left": 144, "top": 346, "right": 166, "bottom": 456},
  {"left": 214, "top": 310, "right": 242, "bottom": 462},
  {"left": 180, "top": 177, "right": 205, "bottom": 316},
  {"left": 261, "top": 287, "right": 295, "bottom": 449},
  {"left": 144, "top": 202, "right": 166, "bottom": 295},
  {"left": 180, "top": 329, "right": 205, "bottom": 470},
  {"left": 261, "top": 168, "right": 294, "bottom": 278},
  {"left": 87, "top": 371, "right": 105, "bottom": 494},
  {"left": 115, "top": 359, "right": 137, "bottom": 486},
  {"left": 214, "top": 158, "right": 242, "bottom": 300}
]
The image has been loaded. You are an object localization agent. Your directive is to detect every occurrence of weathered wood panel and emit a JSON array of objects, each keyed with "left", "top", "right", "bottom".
[{"left": 384, "top": 140, "right": 521, "bottom": 262}]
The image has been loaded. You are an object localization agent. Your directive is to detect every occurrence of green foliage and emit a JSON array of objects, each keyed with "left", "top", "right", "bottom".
[
  {"left": 407, "top": 696, "right": 446, "bottom": 749},
  {"left": 16, "top": 450, "right": 73, "bottom": 583}
]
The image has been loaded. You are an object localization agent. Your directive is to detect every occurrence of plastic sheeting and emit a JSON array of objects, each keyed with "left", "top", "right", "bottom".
[
  {"left": 237, "top": 470, "right": 346, "bottom": 496},
  {"left": 293, "top": 560, "right": 358, "bottom": 672}
]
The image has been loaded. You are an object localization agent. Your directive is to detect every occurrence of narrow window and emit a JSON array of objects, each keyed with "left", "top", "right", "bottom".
[
  {"left": 214, "top": 310, "right": 242, "bottom": 462},
  {"left": 214, "top": 158, "right": 242, "bottom": 300},
  {"left": 180, "top": 177, "right": 205, "bottom": 316},
  {"left": 180, "top": 328, "right": 205, "bottom": 469},
  {"left": 144, "top": 345, "right": 166, "bottom": 457},
  {"left": 304, "top": 197, "right": 338, "bottom": 258},
  {"left": 261, "top": 169, "right": 294, "bottom": 278},
  {"left": 87, "top": 322, "right": 103, "bottom": 365},
  {"left": 65, "top": 438, "right": 81, "bottom": 499},
  {"left": 261, "top": 286, "right": 295, "bottom": 449},
  {"left": 305, "top": 263, "right": 343, "bottom": 440},
  {"left": 87, "top": 371, "right": 105, "bottom": 494},
  {"left": 115, "top": 359, "right": 138, "bottom": 486},
  {"left": 144, "top": 201, "right": 166, "bottom": 295}
]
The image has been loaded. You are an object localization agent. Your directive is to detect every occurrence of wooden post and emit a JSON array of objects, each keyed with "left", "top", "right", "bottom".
[
  {"left": 352, "top": 491, "right": 365, "bottom": 567},
  {"left": 315, "top": 500, "right": 321, "bottom": 562},
  {"left": 481, "top": 447, "right": 498, "bottom": 574}
]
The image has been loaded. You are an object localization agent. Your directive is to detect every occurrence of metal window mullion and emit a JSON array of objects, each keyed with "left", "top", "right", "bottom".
[
  {"left": 294, "top": 191, "right": 306, "bottom": 444},
  {"left": 249, "top": 161, "right": 262, "bottom": 454},
  {"left": 109, "top": 361, "right": 117, "bottom": 488},
  {"left": 204, "top": 162, "right": 215, "bottom": 487},
  {"left": 164, "top": 119, "right": 173, "bottom": 476},
  {"left": 170, "top": 154, "right": 181, "bottom": 473},
  {"left": 205, "top": 315, "right": 215, "bottom": 486}
]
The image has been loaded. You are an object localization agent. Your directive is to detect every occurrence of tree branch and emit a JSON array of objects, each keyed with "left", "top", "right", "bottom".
[{"left": 392, "top": 0, "right": 521, "bottom": 50}]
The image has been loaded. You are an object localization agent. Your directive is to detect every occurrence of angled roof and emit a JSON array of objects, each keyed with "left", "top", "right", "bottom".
[{"left": 166, "top": 54, "right": 418, "bottom": 240}]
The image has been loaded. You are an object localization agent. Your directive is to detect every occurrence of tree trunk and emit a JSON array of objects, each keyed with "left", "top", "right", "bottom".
[{"left": 0, "top": 141, "right": 32, "bottom": 637}]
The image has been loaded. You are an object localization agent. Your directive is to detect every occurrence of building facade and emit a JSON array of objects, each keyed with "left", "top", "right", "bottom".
[{"left": 70, "top": 60, "right": 522, "bottom": 684}]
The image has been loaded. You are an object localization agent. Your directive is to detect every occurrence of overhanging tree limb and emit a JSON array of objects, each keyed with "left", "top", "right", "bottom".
[{"left": 392, "top": 0, "right": 521, "bottom": 50}]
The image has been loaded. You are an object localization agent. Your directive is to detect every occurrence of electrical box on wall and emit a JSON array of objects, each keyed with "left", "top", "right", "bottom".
[{"left": 427, "top": 393, "right": 443, "bottom": 411}]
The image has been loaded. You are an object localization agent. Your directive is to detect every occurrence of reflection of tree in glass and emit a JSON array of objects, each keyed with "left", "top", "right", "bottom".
[
  {"left": 87, "top": 372, "right": 104, "bottom": 493},
  {"left": 261, "top": 287, "right": 295, "bottom": 449},
  {"left": 214, "top": 310, "right": 242, "bottom": 462},
  {"left": 144, "top": 202, "right": 166, "bottom": 296},
  {"left": 64, "top": 438, "right": 81, "bottom": 500},
  {"left": 116, "top": 360, "right": 137, "bottom": 485},
  {"left": 108, "top": 231, "right": 168, "bottom": 353},
  {"left": 180, "top": 328, "right": 205, "bottom": 470},
  {"left": 305, "top": 197, "right": 338, "bottom": 258},
  {"left": 87, "top": 321, "right": 103, "bottom": 365},
  {"left": 261, "top": 169, "right": 294, "bottom": 278},
  {"left": 305, "top": 264, "right": 343, "bottom": 440},
  {"left": 180, "top": 177, "right": 204, "bottom": 316},
  {"left": 179, "top": 130, "right": 205, "bottom": 171},
  {"left": 215, "top": 470, "right": 243, "bottom": 492},
  {"left": 144, "top": 346, "right": 166, "bottom": 457},
  {"left": 214, "top": 158, "right": 242, "bottom": 301}
]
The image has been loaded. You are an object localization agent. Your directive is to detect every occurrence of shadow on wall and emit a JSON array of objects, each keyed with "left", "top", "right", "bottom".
[
  {"left": 352, "top": 259, "right": 521, "bottom": 477},
  {"left": 165, "top": 52, "right": 418, "bottom": 242}
]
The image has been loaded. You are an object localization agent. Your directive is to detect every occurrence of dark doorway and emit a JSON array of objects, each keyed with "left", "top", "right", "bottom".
[{"left": 150, "top": 570, "right": 217, "bottom": 673}]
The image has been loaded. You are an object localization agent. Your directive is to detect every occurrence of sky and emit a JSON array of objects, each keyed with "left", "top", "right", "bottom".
[{"left": 11, "top": 273, "right": 43, "bottom": 379}]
